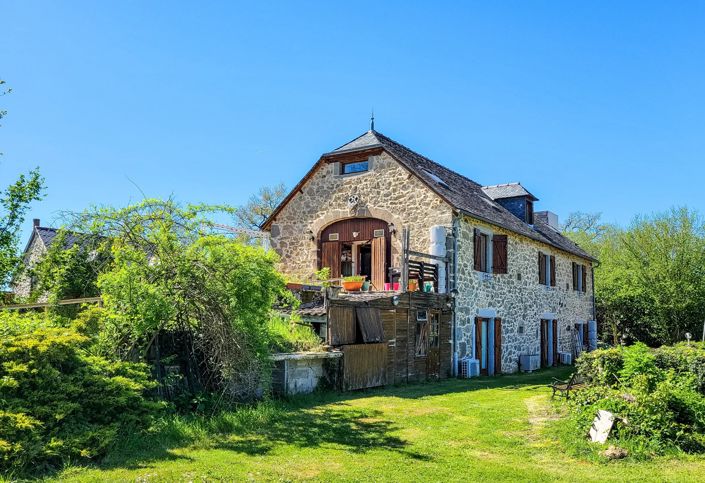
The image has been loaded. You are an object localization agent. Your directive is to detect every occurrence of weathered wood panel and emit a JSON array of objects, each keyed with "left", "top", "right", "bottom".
[
  {"left": 356, "top": 307, "right": 384, "bottom": 343},
  {"left": 342, "top": 343, "right": 388, "bottom": 390},
  {"left": 329, "top": 306, "right": 356, "bottom": 345}
]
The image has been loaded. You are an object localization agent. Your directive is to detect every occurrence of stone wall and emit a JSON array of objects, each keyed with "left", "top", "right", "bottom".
[
  {"left": 271, "top": 352, "right": 342, "bottom": 396},
  {"left": 11, "top": 234, "right": 45, "bottom": 300},
  {"left": 268, "top": 152, "right": 453, "bottom": 281},
  {"left": 454, "top": 215, "right": 595, "bottom": 373}
]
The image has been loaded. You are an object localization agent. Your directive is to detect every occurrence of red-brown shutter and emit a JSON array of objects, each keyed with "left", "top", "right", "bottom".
[
  {"left": 321, "top": 241, "right": 341, "bottom": 280},
  {"left": 474, "top": 317, "right": 482, "bottom": 360},
  {"left": 473, "top": 229, "right": 481, "bottom": 271},
  {"left": 552, "top": 319, "right": 558, "bottom": 365},
  {"left": 538, "top": 253, "right": 546, "bottom": 285},
  {"left": 549, "top": 255, "right": 556, "bottom": 287},
  {"left": 371, "top": 235, "right": 386, "bottom": 291},
  {"left": 492, "top": 235, "right": 508, "bottom": 274},
  {"left": 581, "top": 264, "right": 588, "bottom": 293},
  {"left": 494, "top": 318, "right": 502, "bottom": 374}
]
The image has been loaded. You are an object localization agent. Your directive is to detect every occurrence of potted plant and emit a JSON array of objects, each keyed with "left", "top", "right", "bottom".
[{"left": 342, "top": 275, "right": 366, "bottom": 292}]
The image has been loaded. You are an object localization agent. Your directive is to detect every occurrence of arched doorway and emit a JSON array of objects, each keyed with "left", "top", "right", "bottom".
[{"left": 318, "top": 218, "right": 390, "bottom": 290}]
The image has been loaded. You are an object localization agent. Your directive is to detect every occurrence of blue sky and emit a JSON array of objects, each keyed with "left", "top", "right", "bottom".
[{"left": 2, "top": 1, "right": 705, "bottom": 240}]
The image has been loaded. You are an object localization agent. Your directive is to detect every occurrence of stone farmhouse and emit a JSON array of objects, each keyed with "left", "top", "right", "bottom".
[{"left": 263, "top": 129, "right": 597, "bottom": 376}]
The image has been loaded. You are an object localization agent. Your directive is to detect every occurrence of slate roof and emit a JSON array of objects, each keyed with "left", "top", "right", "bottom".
[
  {"left": 24, "top": 226, "right": 103, "bottom": 257},
  {"left": 481, "top": 182, "right": 538, "bottom": 201},
  {"left": 267, "top": 130, "right": 595, "bottom": 262},
  {"left": 34, "top": 227, "right": 84, "bottom": 250}
]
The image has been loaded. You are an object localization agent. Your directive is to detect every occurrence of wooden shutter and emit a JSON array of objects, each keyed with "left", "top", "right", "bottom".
[
  {"left": 321, "top": 241, "right": 341, "bottom": 279},
  {"left": 494, "top": 318, "right": 502, "bottom": 374},
  {"left": 581, "top": 264, "right": 588, "bottom": 293},
  {"left": 552, "top": 319, "right": 558, "bottom": 366},
  {"left": 473, "top": 229, "right": 481, "bottom": 271},
  {"left": 328, "top": 306, "right": 356, "bottom": 345},
  {"left": 538, "top": 253, "right": 546, "bottom": 285},
  {"left": 356, "top": 307, "right": 384, "bottom": 343},
  {"left": 474, "top": 317, "right": 482, "bottom": 360},
  {"left": 549, "top": 255, "right": 556, "bottom": 287},
  {"left": 572, "top": 262, "right": 578, "bottom": 291},
  {"left": 492, "top": 235, "right": 508, "bottom": 274},
  {"left": 371, "top": 236, "right": 386, "bottom": 291}
]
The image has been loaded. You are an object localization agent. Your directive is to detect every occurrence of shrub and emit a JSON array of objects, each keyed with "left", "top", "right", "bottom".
[
  {"left": 0, "top": 320, "right": 161, "bottom": 475},
  {"left": 568, "top": 343, "right": 705, "bottom": 457},
  {"left": 267, "top": 316, "right": 323, "bottom": 353}
]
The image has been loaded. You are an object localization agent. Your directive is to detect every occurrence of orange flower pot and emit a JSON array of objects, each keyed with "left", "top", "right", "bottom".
[{"left": 342, "top": 281, "right": 364, "bottom": 292}]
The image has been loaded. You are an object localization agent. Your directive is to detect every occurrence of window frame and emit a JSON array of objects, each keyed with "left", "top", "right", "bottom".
[{"left": 340, "top": 159, "right": 370, "bottom": 175}]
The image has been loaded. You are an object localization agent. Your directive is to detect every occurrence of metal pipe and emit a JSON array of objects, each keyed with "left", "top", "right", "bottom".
[{"left": 451, "top": 215, "right": 460, "bottom": 376}]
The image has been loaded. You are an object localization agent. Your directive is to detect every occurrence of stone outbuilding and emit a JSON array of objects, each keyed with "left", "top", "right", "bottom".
[{"left": 263, "top": 129, "right": 597, "bottom": 377}]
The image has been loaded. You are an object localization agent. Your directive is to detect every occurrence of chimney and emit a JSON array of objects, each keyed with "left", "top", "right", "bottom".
[
  {"left": 33, "top": 218, "right": 40, "bottom": 228},
  {"left": 535, "top": 211, "right": 560, "bottom": 231}
]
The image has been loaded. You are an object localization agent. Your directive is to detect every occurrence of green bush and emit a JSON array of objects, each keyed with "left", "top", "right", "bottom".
[
  {"left": 568, "top": 343, "right": 705, "bottom": 457},
  {"left": 0, "top": 319, "right": 161, "bottom": 475},
  {"left": 267, "top": 316, "right": 323, "bottom": 353}
]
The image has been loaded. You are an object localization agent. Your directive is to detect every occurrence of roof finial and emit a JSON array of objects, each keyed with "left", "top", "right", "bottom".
[{"left": 370, "top": 109, "right": 375, "bottom": 131}]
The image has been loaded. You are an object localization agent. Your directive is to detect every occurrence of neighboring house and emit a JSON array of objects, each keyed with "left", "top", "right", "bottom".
[
  {"left": 263, "top": 129, "right": 597, "bottom": 375},
  {"left": 12, "top": 219, "right": 90, "bottom": 301}
]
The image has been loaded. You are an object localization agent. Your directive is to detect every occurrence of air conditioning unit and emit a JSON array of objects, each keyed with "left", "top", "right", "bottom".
[
  {"left": 559, "top": 352, "right": 573, "bottom": 365},
  {"left": 520, "top": 354, "right": 540, "bottom": 372},
  {"left": 459, "top": 357, "right": 480, "bottom": 378}
]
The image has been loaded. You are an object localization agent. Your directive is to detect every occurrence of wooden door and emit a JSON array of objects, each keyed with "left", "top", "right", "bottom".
[
  {"left": 321, "top": 241, "right": 341, "bottom": 279},
  {"left": 426, "top": 312, "right": 440, "bottom": 379},
  {"left": 540, "top": 319, "right": 557, "bottom": 367},
  {"left": 371, "top": 235, "right": 386, "bottom": 291},
  {"left": 494, "top": 318, "right": 502, "bottom": 374},
  {"left": 342, "top": 343, "right": 388, "bottom": 390}
]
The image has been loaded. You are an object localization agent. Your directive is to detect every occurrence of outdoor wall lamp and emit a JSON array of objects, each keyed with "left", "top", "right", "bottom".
[
  {"left": 307, "top": 230, "right": 315, "bottom": 242},
  {"left": 388, "top": 222, "right": 397, "bottom": 235}
]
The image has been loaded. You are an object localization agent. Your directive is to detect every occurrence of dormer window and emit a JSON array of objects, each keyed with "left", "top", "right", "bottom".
[{"left": 341, "top": 160, "right": 369, "bottom": 175}]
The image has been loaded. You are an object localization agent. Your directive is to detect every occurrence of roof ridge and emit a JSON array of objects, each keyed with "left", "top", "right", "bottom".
[{"left": 482, "top": 182, "right": 522, "bottom": 188}]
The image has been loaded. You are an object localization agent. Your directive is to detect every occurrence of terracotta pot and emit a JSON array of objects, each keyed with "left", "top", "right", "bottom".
[
  {"left": 342, "top": 281, "right": 364, "bottom": 292},
  {"left": 408, "top": 280, "right": 419, "bottom": 292}
]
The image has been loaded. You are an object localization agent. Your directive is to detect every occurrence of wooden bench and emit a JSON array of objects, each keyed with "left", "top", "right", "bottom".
[{"left": 550, "top": 373, "right": 585, "bottom": 399}]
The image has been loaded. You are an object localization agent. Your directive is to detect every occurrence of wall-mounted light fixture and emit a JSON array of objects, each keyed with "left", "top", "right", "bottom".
[
  {"left": 388, "top": 222, "right": 397, "bottom": 235},
  {"left": 307, "top": 230, "right": 315, "bottom": 242}
]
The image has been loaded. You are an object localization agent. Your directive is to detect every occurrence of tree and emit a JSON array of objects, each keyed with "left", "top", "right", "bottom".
[
  {"left": 565, "top": 208, "right": 705, "bottom": 346},
  {"left": 0, "top": 79, "right": 45, "bottom": 288},
  {"left": 67, "top": 199, "right": 291, "bottom": 401},
  {"left": 235, "top": 183, "right": 287, "bottom": 230}
]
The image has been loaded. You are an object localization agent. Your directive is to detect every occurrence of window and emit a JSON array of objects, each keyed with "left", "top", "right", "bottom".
[
  {"left": 572, "top": 263, "right": 587, "bottom": 293},
  {"left": 474, "top": 229, "right": 508, "bottom": 274},
  {"left": 474, "top": 229, "right": 489, "bottom": 273},
  {"left": 538, "top": 252, "right": 556, "bottom": 287},
  {"left": 415, "top": 319, "right": 429, "bottom": 357},
  {"left": 341, "top": 160, "right": 369, "bottom": 174}
]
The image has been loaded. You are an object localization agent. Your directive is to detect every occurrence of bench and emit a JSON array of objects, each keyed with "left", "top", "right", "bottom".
[{"left": 550, "top": 372, "right": 585, "bottom": 399}]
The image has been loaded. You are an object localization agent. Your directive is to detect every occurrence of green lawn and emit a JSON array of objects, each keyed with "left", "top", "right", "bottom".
[{"left": 54, "top": 367, "right": 705, "bottom": 482}]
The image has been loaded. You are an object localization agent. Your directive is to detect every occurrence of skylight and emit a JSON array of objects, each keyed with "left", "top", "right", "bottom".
[{"left": 423, "top": 169, "right": 450, "bottom": 190}]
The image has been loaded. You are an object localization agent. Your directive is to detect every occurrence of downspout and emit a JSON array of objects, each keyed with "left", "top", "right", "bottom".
[
  {"left": 451, "top": 215, "right": 460, "bottom": 377},
  {"left": 591, "top": 260, "right": 600, "bottom": 321}
]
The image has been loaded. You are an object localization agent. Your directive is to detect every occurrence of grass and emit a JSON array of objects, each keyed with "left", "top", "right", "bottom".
[{"left": 50, "top": 367, "right": 705, "bottom": 482}]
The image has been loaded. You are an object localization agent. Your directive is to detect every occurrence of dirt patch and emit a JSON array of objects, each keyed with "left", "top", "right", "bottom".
[{"left": 525, "top": 395, "right": 560, "bottom": 443}]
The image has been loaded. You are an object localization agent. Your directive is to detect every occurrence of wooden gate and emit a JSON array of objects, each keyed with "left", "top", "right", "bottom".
[{"left": 342, "top": 343, "right": 388, "bottom": 390}]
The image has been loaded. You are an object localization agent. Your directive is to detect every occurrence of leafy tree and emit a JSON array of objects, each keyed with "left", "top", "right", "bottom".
[
  {"left": 68, "top": 199, "right": 291, "bottom": 401},
  {"left": 235, "top": 183, "right": 287, "bottom": 230},
  {"left": 565, "top": 208, "right": 705, "bottom": 346},
  {"left": 0, "top": 79, "right": 45, "bottom": 288}
]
